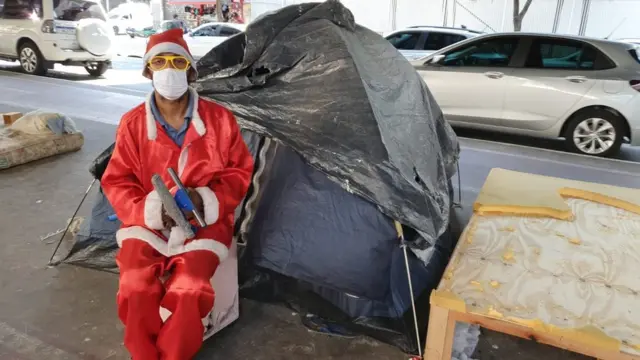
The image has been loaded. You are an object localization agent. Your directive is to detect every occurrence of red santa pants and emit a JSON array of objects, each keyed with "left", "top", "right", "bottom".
[{"left": 116, "top": 239, "right": 220, "bottom": 360}]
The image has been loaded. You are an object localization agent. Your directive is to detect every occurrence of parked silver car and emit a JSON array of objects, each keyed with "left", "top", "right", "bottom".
[
  {"left": 413, "top": 33, "right": 640, "bottom": 157},
  {"left": 385, "top": 26, "right": 481, "bottom": 61}
]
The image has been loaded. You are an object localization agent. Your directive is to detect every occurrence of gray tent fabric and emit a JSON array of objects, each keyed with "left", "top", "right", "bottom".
[
  {"left": 235, "top": 137, "right": 455, "bottom": 354},
  {"left": 195, "top": 0, "right": 460, "bottom": 250},
  {"left": 247, "top": 142, "right": 400, "bottom": 300}
]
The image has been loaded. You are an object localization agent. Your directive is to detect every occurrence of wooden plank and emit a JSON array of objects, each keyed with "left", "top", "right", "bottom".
[
  {"left": 424, "top": 305, "right": 455, "bottom": 360},
  {"left": 450, "top": 311, "right": 640, "bottom": 360}
]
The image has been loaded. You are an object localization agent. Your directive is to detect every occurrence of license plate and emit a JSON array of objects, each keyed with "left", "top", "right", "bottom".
[{"left": 53, "top": 20, "right": 77, "bottom": 35}]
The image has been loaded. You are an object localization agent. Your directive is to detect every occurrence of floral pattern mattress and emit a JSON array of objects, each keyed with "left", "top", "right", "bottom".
[{"left": 435, "top": 168, "right": 640, "bottom": 356}]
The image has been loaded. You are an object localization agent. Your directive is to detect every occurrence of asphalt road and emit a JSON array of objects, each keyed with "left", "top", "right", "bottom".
[
  {"left": 1, "top": 59, "right": 639, "bottom": 360},
  {"left": 1, "top": 61, "right": 639, "bottom": 221}
]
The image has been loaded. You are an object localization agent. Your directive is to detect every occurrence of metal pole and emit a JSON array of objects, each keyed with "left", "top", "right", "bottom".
[
  {"left": 394, "top": 221, "right": 423, "bottom": 358},
  {"left": 552, "top": 0, "right": 565, "bottom": 33},
  {"left": 390, "top": 0, "right": 397, "bottom": 31},
  {"left": 578, "top": 0, "right": 591, "bottom": 36},
  {"left": 452, "top": 0, "right": 457, "bottom": 27},
  {"left": 442, "top": 0, "right": 449, "bottom": 26},
  {"left": 567, "top": 0, "right": 577, "bottom": 33},
  {"left": 48, "top": 179, "right": 97, "bottom": 265},
  {"left": 500, "top": 0, "right": 509, "bottom": 31},
  {"left": 216, "top": 0, "right": 223, "bottom": 21}
]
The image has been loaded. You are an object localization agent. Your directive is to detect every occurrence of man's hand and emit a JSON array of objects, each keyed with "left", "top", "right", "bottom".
[
  {"left": 162, "top": 206, "right": 176, "bottom": 229},
  {"left": 183, "top": 188, "right": 204, "bottom": 221},
  {"left": 161, "top": 188, "right": 204, "bottom": 229}
]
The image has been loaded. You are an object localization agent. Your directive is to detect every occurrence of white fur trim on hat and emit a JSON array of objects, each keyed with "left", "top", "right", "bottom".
[{"left": 143, "top": 42, "right": 197, "bottom": 73}]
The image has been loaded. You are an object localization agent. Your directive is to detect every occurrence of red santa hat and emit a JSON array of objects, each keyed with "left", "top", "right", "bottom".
[{"left": 142, "top": 28, "right": 197, "bottom": 80}]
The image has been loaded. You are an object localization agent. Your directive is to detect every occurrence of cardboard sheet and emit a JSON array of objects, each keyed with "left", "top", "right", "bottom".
[{"left": 438, "top": 168, "right": 640, "bottom": 355}]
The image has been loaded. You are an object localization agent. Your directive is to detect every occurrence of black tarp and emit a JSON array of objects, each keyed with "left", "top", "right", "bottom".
[{"left": 195, "top": 0, "right": 459, "bottom": 250}]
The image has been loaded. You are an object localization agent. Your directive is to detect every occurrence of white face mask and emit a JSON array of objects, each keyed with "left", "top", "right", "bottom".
[{"left": 152, "top": 68, "right": 189, "bottom": 100}]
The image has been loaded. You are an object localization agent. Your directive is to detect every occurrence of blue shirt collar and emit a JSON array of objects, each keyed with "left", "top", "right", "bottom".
[{"left": 150, "top": 92, "right": 194, "bottom": 147}]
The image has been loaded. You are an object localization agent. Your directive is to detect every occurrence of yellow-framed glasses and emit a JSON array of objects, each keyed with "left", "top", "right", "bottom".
[{"left": 148, "top": 55, "right": 191, "bottom": 71}]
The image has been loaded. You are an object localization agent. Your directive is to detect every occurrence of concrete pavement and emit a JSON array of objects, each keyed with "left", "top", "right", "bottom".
[{"left": 3, "top": 69, "right": 638, "bottom": 359}]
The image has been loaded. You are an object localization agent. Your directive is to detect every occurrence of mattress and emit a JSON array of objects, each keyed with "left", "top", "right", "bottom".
[
  {"left": 0, "top": 127, "right": 84, "bottom": 170},
  {"left": 434, "top": 168, "right": 640, "bottom": 356}
]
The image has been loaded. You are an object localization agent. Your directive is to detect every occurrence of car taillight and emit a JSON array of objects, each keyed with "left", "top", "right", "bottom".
[
  {"left": 630, "top": 80, "right": 640, "bottom": 92},
  {"left": 41, "top": 20, "right": 55, "bottom": 33}
]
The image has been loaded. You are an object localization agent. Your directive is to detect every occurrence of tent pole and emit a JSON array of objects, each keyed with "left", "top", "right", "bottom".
[
  {"left": 48, "top": 178, "right": 97, "bottom": 265},
  {"left": 394, "top": 221, "right": 423, "bottom": 358}
]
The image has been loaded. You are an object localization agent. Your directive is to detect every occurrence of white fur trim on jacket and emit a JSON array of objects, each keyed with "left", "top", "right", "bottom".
[
  {"left": 177, "top": 145, "right": 189, "bottom": 177},
  {"left": 194, "top": 186, "right": 219, "bottom": 225},
  {"left": 145, "top": 88, "right": 206, "bottom": 141},
  {"left": 143, "top": 190, "right": 165, "bottom": 230},
  {"left": 116, "top": 226, "right": 229, "bottom": 261}
]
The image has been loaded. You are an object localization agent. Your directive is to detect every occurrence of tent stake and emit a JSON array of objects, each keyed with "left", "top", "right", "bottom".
[
  {"left": 48, "top": 178, "right": 97, "bottom": 265},
  {"left": 394, "top": 221, "right": 423, "bottom": 358}
]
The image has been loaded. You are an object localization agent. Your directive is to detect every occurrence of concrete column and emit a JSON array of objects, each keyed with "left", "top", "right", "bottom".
[
  {"left": 552, "top": 0, "right": 564, "bottom": 33},
  {"left": 577, "top": 0, "right": 591, "bottom": 36},
  {"left": 452, "top": 0, "right": 457, "bottom": 27},
  {"left": 389, "top": 0, "right": 397, "bottom": 31},
  {"left": 442, "top": 0, "right": 449, "bottom": 26}
]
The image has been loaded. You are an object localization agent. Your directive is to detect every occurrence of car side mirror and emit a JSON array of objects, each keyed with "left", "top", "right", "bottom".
[{"left": 426, "top": 54, "right": 445, "bottom": 66}]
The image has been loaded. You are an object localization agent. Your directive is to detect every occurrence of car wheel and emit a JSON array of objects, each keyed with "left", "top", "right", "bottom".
[
  {"left": 113, "top": 26, "right": 119, "bottom": 35},
  {"left": 564, "top": 109, "right": 624, "bottom": 157},
  {"left": 129, "top": 33, "right": 135, "bottom": 38},
  {"left": 19, "top": 42, "right": 46, "bottom": 76},
  {"left": 85, "top": 62, "right": 109, "bottom": 77}
]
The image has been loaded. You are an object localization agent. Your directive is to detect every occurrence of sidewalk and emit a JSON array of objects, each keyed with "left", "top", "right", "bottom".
[
  {"left": 0, "top": 78, "right": 617, "bottom": 359},
  {"left": 0, "top": 106, "right": 409, "bottom": 359}
]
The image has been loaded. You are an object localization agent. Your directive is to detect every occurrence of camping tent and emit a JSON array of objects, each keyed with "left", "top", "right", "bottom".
[{"left": 54, "top": 0, "right": 461, "bottom": 355}]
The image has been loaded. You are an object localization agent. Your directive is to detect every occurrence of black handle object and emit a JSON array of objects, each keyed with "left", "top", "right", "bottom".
[
  {"left": 167, "top": 168, "right": 207, "bottom": 228},
  {"left": 151, "top": 173, "right": 195, "bottom": 239}
]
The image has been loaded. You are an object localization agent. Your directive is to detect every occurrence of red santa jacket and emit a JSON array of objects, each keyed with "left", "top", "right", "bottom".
[{"left": 102, "top": 88, "right": 254, "bottom": 261}]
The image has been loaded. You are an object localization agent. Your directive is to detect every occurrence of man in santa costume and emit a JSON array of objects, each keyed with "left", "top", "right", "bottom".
[{"left": 101, "top": 28, "right": 253, "bottom": 360}]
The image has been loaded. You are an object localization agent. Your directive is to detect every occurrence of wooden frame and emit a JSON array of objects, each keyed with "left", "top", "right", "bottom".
[
  {"left": 424, "top": 303, "right": 640, "bottom": 360},
  {"left": 422, "top": 169, "right": 640, "bottom": 360}
]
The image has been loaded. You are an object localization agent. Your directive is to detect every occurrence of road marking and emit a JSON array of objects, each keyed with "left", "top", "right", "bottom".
[
  {"left": 460, "top": 145, "right": 640, "bottom": 178},
  {"left": 0, "top": 98, "right": 124, "bottom": 126},
  {"left": 459, "top": 136, "right": 640, "bottom": 167},
  {"left": 0, "top": 69, "right": 148, "bottom": 97},
  {"left": 0, "top": 321, "right": 82, "bottom": 360}
]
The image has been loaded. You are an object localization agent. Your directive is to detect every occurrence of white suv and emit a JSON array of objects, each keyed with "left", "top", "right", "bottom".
[
  {"left": 0, "top": 0, "right": 113, "bottom": 77},
  {"left": 385, "top": 26, "right": 482, "bottom": 61}
]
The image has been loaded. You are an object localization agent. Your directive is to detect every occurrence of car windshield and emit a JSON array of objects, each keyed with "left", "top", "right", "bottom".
[
  {"left": 161, "top": 20, "right": 185, "bottom": 31},
  {"left": 386, "top": 32, "right": 420, "bottom": 50},
  {"left": 53, "top": 0, "right": 107, "bottom": 22}
]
